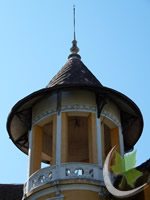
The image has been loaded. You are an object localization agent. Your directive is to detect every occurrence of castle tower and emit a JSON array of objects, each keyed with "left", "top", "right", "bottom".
[{"left": 7, "top": 18, "right": 143, "bottom": 200}]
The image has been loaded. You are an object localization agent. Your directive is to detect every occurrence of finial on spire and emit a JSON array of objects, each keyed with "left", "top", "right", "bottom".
[{"left": 68, "top": 5, "right": 81, "bottom": 59}]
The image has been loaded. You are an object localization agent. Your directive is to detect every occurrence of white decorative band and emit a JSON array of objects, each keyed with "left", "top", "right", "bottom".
[
  {"left": 61, "top": 104, "right": 96, "bottom": 112},
  {"left": 101, "top": 110, "right": 121, "bottom": 126},
  {"left": 32, "top": 107, "right": 57, "bottom": 125},
  {"left": 32, "top": 104, "right": 96, "bottom": 125}
]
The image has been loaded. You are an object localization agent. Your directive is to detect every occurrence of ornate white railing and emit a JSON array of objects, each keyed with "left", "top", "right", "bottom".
[{"left": 24, "top": 163, "right": 103, "bottom": 194}]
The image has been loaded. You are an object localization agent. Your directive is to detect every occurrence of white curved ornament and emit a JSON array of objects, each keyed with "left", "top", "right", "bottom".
[{"left": 103, "top": 146, "right": 147, "bottom": 198}]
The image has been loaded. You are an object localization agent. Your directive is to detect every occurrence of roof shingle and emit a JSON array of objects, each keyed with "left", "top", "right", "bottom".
[{"left": 47, "top": 58, "right": 102, "bottom": 88}]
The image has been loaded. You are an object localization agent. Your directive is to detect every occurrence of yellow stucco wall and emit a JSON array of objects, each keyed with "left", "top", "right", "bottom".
[
  {"left": 37, "top": 190, "right": 105, "bottom": 200},
  {"left": 144, "top": 183, "right": 150, "bottom": 200}
]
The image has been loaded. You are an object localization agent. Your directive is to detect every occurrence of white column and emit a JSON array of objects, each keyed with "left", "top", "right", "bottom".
[
  {"left": 96, "top": 113, "right": 103, "bottom": 169},
  {"left": 119, "top": 125, "right": 124, "bottom": 158},
  {"left": 56, "top": 113, "right": 62, "bottom": 166},
  {"left": 27, "top": 130, "right": 32, "bottom": 193},
  {"left": 27, "top": 130, "right": 32, "bottom": 179},
  {"left": 56, "top": 113, "right": 62, "bottom": 180}
]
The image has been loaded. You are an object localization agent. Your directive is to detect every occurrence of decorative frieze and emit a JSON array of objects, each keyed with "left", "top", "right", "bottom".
[
  {"left": 101, "top": 110, "right": 121, "bottom": 127},
  {"left": 32, "top": 104, "right": 96, "bottom": 126},
  {"left": 32, "top": 107, "right": 57, "bottom": 125}
]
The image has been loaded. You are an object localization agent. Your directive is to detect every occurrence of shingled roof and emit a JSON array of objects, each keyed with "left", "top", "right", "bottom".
[
  {"left": 47, "top": 57, "right": 102, "bottom": 88},
  {"left": 0, "top": 184, "right": 23, "bottom": 200}
]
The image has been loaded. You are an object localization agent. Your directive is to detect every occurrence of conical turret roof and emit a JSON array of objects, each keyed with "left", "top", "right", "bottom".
[{"left": 47, "top": 57, "right": 102, "bottom": 88}]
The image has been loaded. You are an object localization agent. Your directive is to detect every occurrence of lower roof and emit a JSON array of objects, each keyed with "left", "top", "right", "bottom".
[{"left": 0, "top": 184, "right": 23, "bottom": 200}]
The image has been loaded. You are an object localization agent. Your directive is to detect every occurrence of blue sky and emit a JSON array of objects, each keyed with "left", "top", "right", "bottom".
[{"left": 0, "top": 0, "right": 150, "bottom": 184}]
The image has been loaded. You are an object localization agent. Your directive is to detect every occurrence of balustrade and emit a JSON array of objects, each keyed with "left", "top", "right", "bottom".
[{"left": 24, "top": 163, "right": 103, "bottom": 194}]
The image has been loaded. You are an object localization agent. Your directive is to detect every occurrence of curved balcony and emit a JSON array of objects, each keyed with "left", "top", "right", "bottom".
[{"left": 24, "top": 163, "right": 103, "bottom": 195}]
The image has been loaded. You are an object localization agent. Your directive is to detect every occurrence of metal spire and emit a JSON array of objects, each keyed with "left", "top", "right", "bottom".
[
  {"left": 73, "top": 5, "right": 76, "bottom": 41},
  {"left": 68, "top": 5, "right": 81, "bottom": 59}
]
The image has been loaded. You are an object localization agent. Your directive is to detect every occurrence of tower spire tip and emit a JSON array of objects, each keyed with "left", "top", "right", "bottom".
[{"left": 69, "top": 5, "right": 80, "bottom": 59}]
